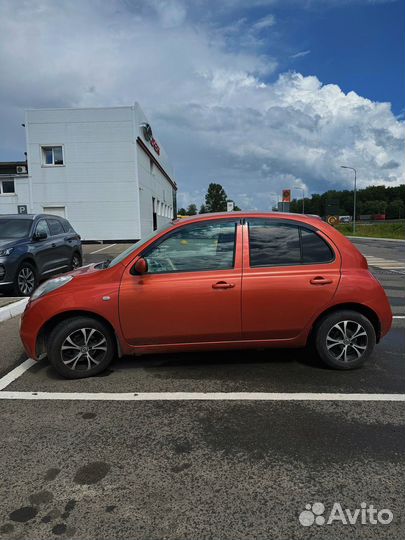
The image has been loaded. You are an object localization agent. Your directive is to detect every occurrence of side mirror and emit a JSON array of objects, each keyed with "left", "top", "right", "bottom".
[
  {"left": 133, "top": 257, "right": 148, "bottom": 275},
  {"left": 34, "top": 230, "right": 47, "bottom": 241}
]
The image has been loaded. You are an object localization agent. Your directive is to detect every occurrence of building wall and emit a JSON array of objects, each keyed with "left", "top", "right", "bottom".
[
  {"left": 133, "top": 103, "right": 175, "bottom": 238},
  {"left": 24, "top": 107, "right": 141, "bottom": 241}
]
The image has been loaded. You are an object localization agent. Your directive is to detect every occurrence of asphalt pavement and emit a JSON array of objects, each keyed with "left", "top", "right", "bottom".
[{"left": 0, "top": 237, "right": 403, "bottom": 540}]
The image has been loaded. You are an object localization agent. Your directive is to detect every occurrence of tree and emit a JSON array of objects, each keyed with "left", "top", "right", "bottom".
[
  {"left": 205, "top": 183, "right": 228, "bottom": 212},
  {"left": 177, "top": 207, "right": 187, "bottom": 216},
  {"left": 199, "top": 204, "right": 208, "bottom": 214},
  {"left": 387, "top": 199, "right": 405, "bottom": 219},
  {"left": 186, "top": 203, "right": 197, "bottom": 216}
]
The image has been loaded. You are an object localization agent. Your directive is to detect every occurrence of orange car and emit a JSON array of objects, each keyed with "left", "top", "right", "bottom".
[{"left": 20, "top": 212, "right": 392, "bottom": 378}]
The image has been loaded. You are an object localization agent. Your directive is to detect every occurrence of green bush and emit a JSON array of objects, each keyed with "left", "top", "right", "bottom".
[{"left": 336, "top": 221, "right": 405, "bottom": 240}]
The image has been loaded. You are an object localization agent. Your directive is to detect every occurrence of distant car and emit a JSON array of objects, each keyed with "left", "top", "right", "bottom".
[
  {"left": 0, "top": 214, "right": 82, "bottom": 296},
  {"left": 20, "top": 212, "right": 392, "bottom": 378},
  {"left": 339, "top": 215, "right": 352, "bottom": 223}
]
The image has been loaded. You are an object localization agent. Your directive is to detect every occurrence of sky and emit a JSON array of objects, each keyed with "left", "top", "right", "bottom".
[{"left": 0, "top": 0, "right": 404, "bottom": 210}]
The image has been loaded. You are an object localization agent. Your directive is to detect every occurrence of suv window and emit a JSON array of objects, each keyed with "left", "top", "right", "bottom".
[
  {"left": 301, "top": 228, "right": 333, "bottom": 263},
  {"left": 249, "top": 220, "right": 301, "bottom": 267},
  {"left": 61, "top": 219, "right": 75, "bottom": 233},
  {"left": 248, "top": 219, "right": 334, "bottom": 267},
  {"left": 47, "top": 218, "right": 64, "bottom": 236},
  {"left": 35, "top": 219, "right": 51, "bottom": 238},
  {"left": 142, "top": 220, "right": 237, "bottom": 274}
]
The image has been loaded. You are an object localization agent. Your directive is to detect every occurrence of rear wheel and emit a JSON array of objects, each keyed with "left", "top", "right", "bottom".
[
  {"left": 314, "top": 310, "right": 376, "bottom": 369},
  {"left": 70, "top": 252, "right": 82, "bottom": 271},
  {"left": 47, "top": 316, "right": 115, "bottom": 378},
  {"left": 14, "top": 262, "right": 38, "bottom": 296}
]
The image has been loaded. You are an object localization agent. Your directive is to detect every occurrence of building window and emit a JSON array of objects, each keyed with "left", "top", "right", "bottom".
[
  {"left": 0, "top": 180, "right": 15, "bottom": 194},
  {"left": 41, "top": 146, "right": 64, "bottom": 166}
]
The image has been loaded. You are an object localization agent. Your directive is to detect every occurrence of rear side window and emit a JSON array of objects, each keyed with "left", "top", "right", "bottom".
[
  {"left": 248, "top": 219, "right": 334, "bottom": 267},
  {"left": 47, "top": 218, "right": 64, "bottom": 236},
  {"left": 301, "top": 229, "right": 333, "bottom": 263},
  {"left": 61, "top": 219, "right": 75, "bottom": 233},
  {"left": 249, "top": 221, "right": 301, "bottom": 267}
]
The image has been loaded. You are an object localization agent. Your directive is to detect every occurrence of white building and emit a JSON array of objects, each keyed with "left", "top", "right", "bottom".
[{"left": 0, "top": 104, "right": 177, "bottom": 241}]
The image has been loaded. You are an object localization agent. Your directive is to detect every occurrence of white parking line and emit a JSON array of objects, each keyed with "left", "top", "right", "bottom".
[
  {"left": 0, "top": 358, "right": 36, "bottom": 391},
  {"left": 89, "top": 243, "right": 116, "bottom": 254},
  {"left": 0, "top": 391, "right": 404, "bottom": 401}
]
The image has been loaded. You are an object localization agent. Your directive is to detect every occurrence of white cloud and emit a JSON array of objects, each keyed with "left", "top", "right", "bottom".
[
  {"left": 0, "top": 0, "right": 403, "bottom": 210},
  {"left": 290, "top": 50, "right": 311, "bottom": 59}
]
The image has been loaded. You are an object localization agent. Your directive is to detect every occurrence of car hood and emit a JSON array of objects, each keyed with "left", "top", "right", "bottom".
[
  {"left": 69, "top": 263, "right": 99, "bottom": 277},
  {"left": 0, "top": 238, "right": 25, "bottom": 249}
]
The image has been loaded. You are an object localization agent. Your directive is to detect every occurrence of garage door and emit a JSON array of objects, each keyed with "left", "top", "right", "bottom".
[{"left": 42, "top": 206, "right": 66, "bottom": 218}]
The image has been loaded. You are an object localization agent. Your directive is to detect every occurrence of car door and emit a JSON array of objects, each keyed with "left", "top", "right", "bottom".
[
  {"left": 31, "top": 219, "right": 55, "bottom": 276},
  {"left": 241, "top": 218, "right": 341, "bottom": 340},
  {"left": 46, "top": 218, "right": 70, "bottom": 272},
  {"left": 119, "top": 218, "right": 242, "bottom": 346}
]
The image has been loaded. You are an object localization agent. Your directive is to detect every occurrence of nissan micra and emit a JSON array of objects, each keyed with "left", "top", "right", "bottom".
[{"left": 20, "top": 213, "right": 392, "bottom": 378}]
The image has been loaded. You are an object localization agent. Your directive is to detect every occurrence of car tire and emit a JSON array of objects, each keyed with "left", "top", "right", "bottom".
[
  {"left": 70, "top": 252, "right": 82, "bottom": 271},
  {"left": 47, "top": 316, "right": 115, "bottom": 379},
  {"left": 314, "top": 310, "right": 376, "bottom": 370},
  {"left": 13, "top": 261, "right": 38, "bottom": 297}
]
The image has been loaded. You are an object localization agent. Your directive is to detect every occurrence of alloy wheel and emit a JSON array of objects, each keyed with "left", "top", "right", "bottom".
[
  {"left": 60, "top": 327, "right": 108, "bottom": 371},
  {"left": 72, "top": 255, "right": 81, "bottom": 269},
  {"left": 326, "top": 320, "right": 368, "bottom": 362},
  {"left": 18, "top": 267, "right": 35, "bottom": 295}
]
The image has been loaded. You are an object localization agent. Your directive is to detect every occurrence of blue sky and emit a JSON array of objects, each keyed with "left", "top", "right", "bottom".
[
  {"left": 0, "top": 0, "right": 404, "bottom": 209},
  {"left": 263, "top": 0, "right": 405, "bottom": 115}
]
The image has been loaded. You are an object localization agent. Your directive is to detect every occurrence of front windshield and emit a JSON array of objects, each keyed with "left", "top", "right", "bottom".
[
  {"left": 0, "top": 218, "right": 32, "bottom": 239},
  {"left": 107, "top": 221, "right": 175, "bottom": 268}
]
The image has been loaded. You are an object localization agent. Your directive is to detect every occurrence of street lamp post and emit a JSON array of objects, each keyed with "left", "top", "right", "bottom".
[
  {"left": 341, "top": 166, "right": 357, "bottom": 234},
  {"left": 293, "top": 186, "right": 305, "bottom": 214}
]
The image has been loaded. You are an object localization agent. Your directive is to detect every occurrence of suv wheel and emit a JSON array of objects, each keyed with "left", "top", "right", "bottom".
[
  {"left": 47, "top": 316, "right": 115, "bottom": 379},
  {"left": 71, "top": 252, "right": 82, "bottom": 270},
  {"left": 14, "top": 262, "right": 38, "bottom": 296},
  {"left": 314, "top": 310, "right": 376, "bottom": 369}
]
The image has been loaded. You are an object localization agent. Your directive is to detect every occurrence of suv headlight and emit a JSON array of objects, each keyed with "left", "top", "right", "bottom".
[
  {"left": 31, "top": 275, "right": 73, "bottom": 301},
  {"left": 0, "top": 247, "right": 13, "bottom": 256}
]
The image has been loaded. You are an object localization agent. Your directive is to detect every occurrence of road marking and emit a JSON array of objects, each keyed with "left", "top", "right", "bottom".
[
  {"left": 89, "top": 244, "right": 116, "bottom": 254},
  {"left": 366, "top": 256, "right": 405, "bottom": 270},
  {"left": 0, "top": 391, "right": 404, "bottom": 401},
  {"left": 0, "top": 358, "right": 36, "bottom": 391}
]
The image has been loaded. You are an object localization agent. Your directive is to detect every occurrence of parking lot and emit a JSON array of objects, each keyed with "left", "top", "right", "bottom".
[{"left": 0, "top": 238, "right": 404, "bottom": 539}]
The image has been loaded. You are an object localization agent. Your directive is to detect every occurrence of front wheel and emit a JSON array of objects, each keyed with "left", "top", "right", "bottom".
[
  {"left": 47, "top": 316, "right": 115, "bottom": 378},
  {"left": 314, "top": 310, "right": 376, "bottom": 370},
  {"left": 14, "top": 262, "right": 38, "bottom": 296}
]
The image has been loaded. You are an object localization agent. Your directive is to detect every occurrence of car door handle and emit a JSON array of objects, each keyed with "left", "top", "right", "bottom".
[
  {"left": 51, "top": 243, "right": 56, "bottom": 248},
  {"left": 212, "top": 281, "right": 235, "bottom": 289},
  {"left": 310, "top": 276, "right": 333, "bottom": 285}
]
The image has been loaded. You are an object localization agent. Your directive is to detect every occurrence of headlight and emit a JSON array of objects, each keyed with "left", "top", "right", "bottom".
[
  {"left": 0, "top": 247, "right": 13, "bottom": 256},
  {"left": 31, "top": 275, "right": 73, "bottom": 301}
]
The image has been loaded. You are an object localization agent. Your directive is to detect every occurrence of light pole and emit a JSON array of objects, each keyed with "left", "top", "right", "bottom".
[
  {"left": 293, "top": 186, "right": 305, "bottom": 214},
  {"left": 341, "top": 166, "right": 357, "bottom": 234},
  {"left": 269, "top": 192, "right": 280, "bottom": 211}
]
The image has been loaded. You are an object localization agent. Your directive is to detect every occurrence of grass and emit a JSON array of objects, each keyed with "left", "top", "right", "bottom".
[{"left": 336, "top": 220, "right": 405, "bottom": 240}]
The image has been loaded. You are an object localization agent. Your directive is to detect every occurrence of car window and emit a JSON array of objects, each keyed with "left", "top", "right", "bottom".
[
  {"left": 248, "top": 220, "right": 301, "bottom": 267},
  {"left": 47, "top": 218, "right": 64, "bottom": 236},
  {"left": 61, "top": 219, "right": 74, "bottom": 233},
  {"left": 0, "top": 218, "right": 32, "bottom": 239},
  {"left": 301, "top": 228, "right": 334, "bottom": 263},
  {"left": 142, "top": 220, "right": 237, "bottom": 274},
  {"left": 35, "top": 219, "right": 51, "bottom": 238}
]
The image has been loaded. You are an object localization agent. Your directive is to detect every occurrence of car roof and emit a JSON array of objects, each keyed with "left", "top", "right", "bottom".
[
  {"left": 175, "top": 211, "right": 323, "bottom": 227},
  {"left": 0, "top": 213, "right": 66, "bottom": 220}
]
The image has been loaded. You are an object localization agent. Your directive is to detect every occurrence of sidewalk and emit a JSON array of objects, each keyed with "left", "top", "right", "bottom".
[
  {"left": 0, "top": 297, "right": 28, "bottom": 323},
  {"left": 347, "top": 236, "right": 405, "bottom": 242}
]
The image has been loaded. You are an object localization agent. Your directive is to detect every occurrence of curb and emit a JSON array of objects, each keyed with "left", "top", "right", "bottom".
[{"left": 0, "top": 298, "right": 29, "bottom": 324}]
